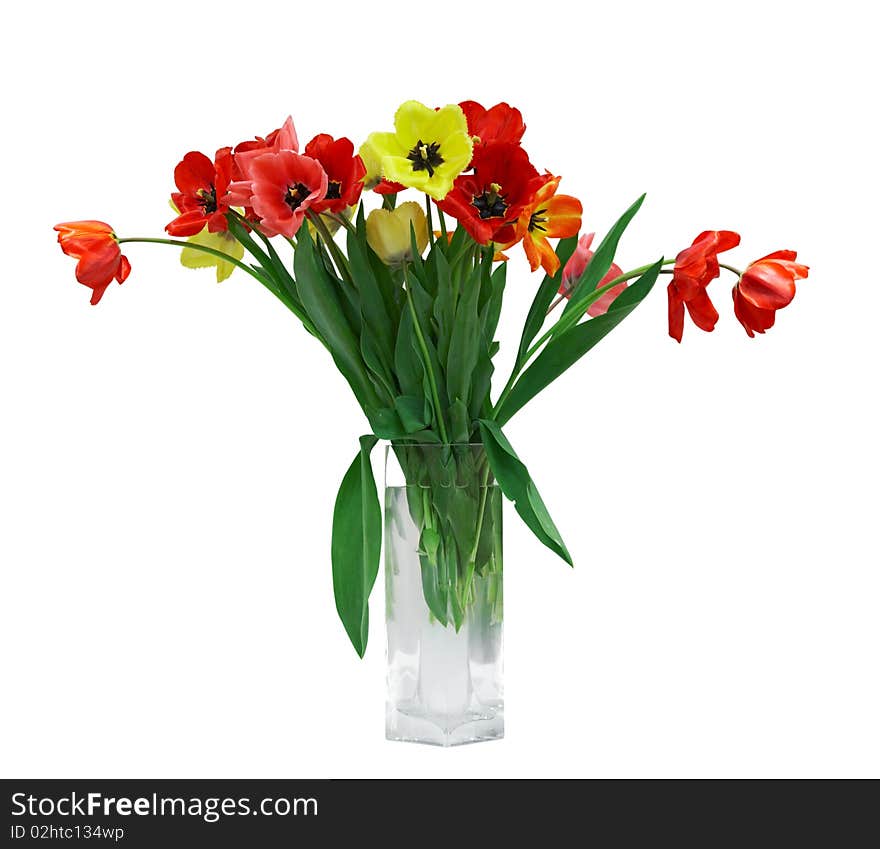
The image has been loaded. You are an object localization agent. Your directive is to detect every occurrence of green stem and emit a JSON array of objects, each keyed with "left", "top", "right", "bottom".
[
  {"left": 490, "top": 367, "right": 521, "bottom": 423},
  {"left": 438, "top": 206, "right": 448, "bottom": 242},
  {"left": 548, "top": 259, "right": 676, "bottom": 317},
  {"left": 424, "top": 194, "right": 435, "bottom": 247},
  {"left": 402, "top": 263, "right": 450, "bottom": 444},
  {"left": 230, "top": 211, "right": 301, "bottom": 278},
  {"left": 117, "top": 237, "right": 264, "bottom": 283},
  {"left": 719, "top": 262, "right": 743, "bottom": 276},
  {"left": 120, "top": 234, "right": 326, "bottom": 345},
  {"left": 546, "top": 292, "right": 566, "bottom": 315},
  {"left": 332, "top": 212, "right": 357, "bottom": 235},
  {"left": 461, "top": 463, "right": 491, "bottom": 604},
  {"left": 491, "top": 259, "right": 672, "bottom": 418},
  {"left": 247, "top": 215, "right": 297, "bottom": 254},
  {"left": 531, "top": 260, "right": 674, "bottom": 357},
  {"left": 309, "top": 213, "right": 354, "bottom": 285}
]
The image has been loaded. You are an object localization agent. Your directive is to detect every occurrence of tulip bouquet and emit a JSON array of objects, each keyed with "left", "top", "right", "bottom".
[{"left": 55, "top": 100, "right": 809, "bottom": 658}]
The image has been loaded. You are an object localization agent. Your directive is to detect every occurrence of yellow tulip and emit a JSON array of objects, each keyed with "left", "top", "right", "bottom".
[
  {"left": 180, "top": 228, "right": 245, "bottom": 283},
  {"left": 365, "top": 101, "right": 472, "bottom": 200},
  {"left": 365, "top": 201, "right": 428, "bottom": 266},
  {"left": 358, "top": 139, "right": 383, "bottom": 191},
  {"left": 169, "top": 199, "right": 244, "bottom": 282}
]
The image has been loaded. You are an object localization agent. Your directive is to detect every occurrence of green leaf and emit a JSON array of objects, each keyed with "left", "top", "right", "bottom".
[
  {"left": 356, "top": 204, "right": 405, "bottom": 322},
  {"left": 226, "top": 217, "right": 319, "bottom": 336},
  {"left": 394, "top": 308, "right": 423, "bottom": 398},
  {"left": 483, "top": 261, "right": 507, "bottom": 346},
  {"left": 432, "top": 248, "right": 455, "bottom": 363},
  {"left": 448, "top": 398, "right": 470, "bottom": 444},
  {"left": 445, "top": 269, "right": 481, "bottom": 407},
  {"left": 469, "top": 356, "right": 495, "bottom": 422},
  {"left": 563, "top": 194, "right": 645, "bottom": 317},
  {"left": 331, "top": 435, "right": 381, "bottom": 657},
  {"left": 478, "top": 419, "right": 572, "bottom": 566},
  {"left": 361, "top": 333, "right": 396, "bottom": 401},
  {"left": 445, "top": 223, "right": 472, "bottom": 267},
  {"left": 347, "top": 221, "right": 396, "bottom": 374},
  {"left": 408, "top": 224, "right": 426, "bottom": 280},
  {"left": 422, "top": 535, "right": 448, "bottom": 626},
  {"left": 496, "top": 259, "right": 662, "bottom": 424},
  {"left": 470, "top": 261, "right": 505, "bottom": 420},
  {"left": 227, "top": 216, "right": 274, "bottom": 270},
  {"left": 421, "top": 527, "right": 440, "bottom": 561},
  {"left": 364, "top": 406, "right": 406, "bottom": 439},
  {"left": 294, "top": 231, "right": 381, "bottom": 410},
  {"left": 394, "top": 395, "right": 428, "bottom": 433},
  {"left": 516, "top": 236, "right": 578, "bottom": 366},
  {"left": 252, "top": 226, "right": 297, "bottom": 294}
]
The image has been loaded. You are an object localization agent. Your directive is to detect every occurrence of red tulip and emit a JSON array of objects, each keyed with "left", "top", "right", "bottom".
[
  {"left": 373, "top": 178, "right": 406, "bottom": 195},
  {"left": 733, "top": 250, "right": 809, "bottom": 337},
  {"left": 667, "top": 230, "right": 740, "bottom": 342},
  {"left": 459, "top": 101, "right": 526, "bottom": 148},
  {"left": 303, "top": 134, "right": 366, "bottom": 214},
  {"left": 166, "top": 149, "right": 233, "bottom": 237},
  {"left": 54, "top": 221, "right": 131, "bottom": 305},
  {"left": 438, "top": 142, "right": 542, "bottom": 245}
]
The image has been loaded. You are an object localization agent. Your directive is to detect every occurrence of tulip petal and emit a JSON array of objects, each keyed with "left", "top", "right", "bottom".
[
  {"left": 739, "top": 261, "right": 797, "bottom": 309},
  {"left": 561, "top": 233, "right": 596, "bottom": 293},
  {"left": 667, "top": 285, "right": 685, "bottom": 343},
  {"left": 116, "top": 255, "right": 131, "bottom": 283},
  {"left": 587, "top": 263, "right": 626, "bottom": 317},
  {"left": 166, "top": 209, "right": 211, "bottom": 237},
  {"left": 75, "top": 240, "right": 121, "bottom": 286},
  {"left": 543, "top": 194, "right": 583, "bottom": 239},
  {"left": 174, "top": 151, "right": 215, "bottom": 194},
  {"left": 733, "top": 285, "right": 776, "bottom": 337},
  {"left": 365, "top": 201, "right": 428, "bottom": 266},
  {"left": 393, "top": 100, "right": 436, "bottom": 148},
  {"left": 683, "top": 288, "right": 719, "bottom": 332}
]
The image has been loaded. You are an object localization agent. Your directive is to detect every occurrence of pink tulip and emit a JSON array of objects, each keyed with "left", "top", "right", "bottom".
[
  {"left": 228, "top": 116, "right": 301, "bottom": 209},
  {"left": 237, "top": 151, "right": 328, "bottom": 238},
  {"left": 561, "top": 232, "right": 626, "bottom": 316}
]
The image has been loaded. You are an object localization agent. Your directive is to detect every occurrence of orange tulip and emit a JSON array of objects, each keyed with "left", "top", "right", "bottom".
[
  {"left": 513, "top": 175, "right": 582, "bottom": 276},
  {"left": 54, "top": 221, "right": 131, "bottom": 305}
]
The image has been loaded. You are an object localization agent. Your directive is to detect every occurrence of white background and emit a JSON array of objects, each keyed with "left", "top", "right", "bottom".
[{"left": 2, "top": 0, "right": 877, "bottom": 778}]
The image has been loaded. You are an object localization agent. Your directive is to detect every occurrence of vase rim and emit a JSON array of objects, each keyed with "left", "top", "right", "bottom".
[{"left": 384, "top": 442, "right": 485, "bottom": 448}]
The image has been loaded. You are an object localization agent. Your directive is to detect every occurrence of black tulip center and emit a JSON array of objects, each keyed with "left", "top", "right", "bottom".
[
  {"left": 407, "top": 139, "right": 444, "bottom": 178},
  {"left": 198, "top": 186, "right": 218, "bottom": 215},
  {"left": 529, "top": 208, "right": 549, "bottom": 233},
  {"left": 471, "top": 183, "right": 508, "bottom": 220},
  {"left": 285, "top": 183, "right": 311, "bottom": 211}
]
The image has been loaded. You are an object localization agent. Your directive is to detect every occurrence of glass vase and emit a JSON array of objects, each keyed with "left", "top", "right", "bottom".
[{"left": 385, "top": 444, "right": 504, "bottom": 746}]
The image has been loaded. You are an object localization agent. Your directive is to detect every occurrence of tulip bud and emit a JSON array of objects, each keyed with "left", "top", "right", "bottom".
[{"left": 365, "top": 201, "right": 429, "bottom": 266}]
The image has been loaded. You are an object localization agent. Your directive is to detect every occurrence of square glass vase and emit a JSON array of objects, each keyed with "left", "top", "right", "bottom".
[{"left": 384, "top": 444, "right": 504, "bottom": 746}]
